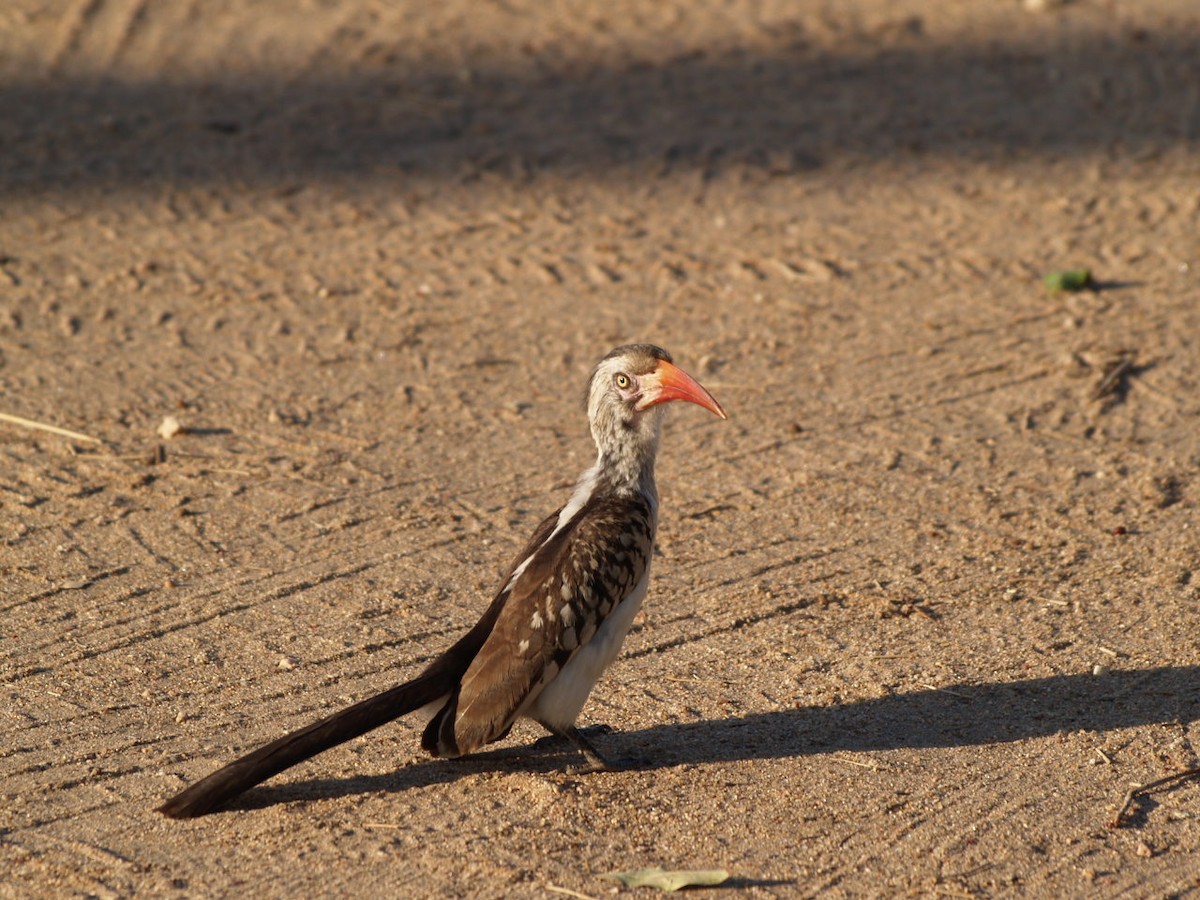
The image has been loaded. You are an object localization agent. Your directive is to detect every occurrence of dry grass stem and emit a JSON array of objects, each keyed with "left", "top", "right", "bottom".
[{"left": 0, "top": 411, "right": 100, "bottom": 444}]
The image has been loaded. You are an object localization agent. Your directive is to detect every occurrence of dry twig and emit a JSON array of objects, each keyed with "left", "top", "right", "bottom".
[
  {"left": 1107, "top": 766, "right": 1200, "bottom": 828},
  {"left": 1091, "top": 356, "right": 1135, "bottom": 402}
]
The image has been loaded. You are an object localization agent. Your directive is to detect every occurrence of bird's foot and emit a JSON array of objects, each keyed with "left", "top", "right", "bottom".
[
  {"left": 565, "top": 758, "right": 609, "bottom": 776},
  {"left": 560, "top": 724, "right": 646, "bottom": 774},
  {"left": 578, "top": 723, "right": 614, "bottom": 739},
  {"left": 536, "top": 722, "right": 630, "bottom": 774},
  {"left": 565, "top": 753, "right": 645, "bottom": 775}
]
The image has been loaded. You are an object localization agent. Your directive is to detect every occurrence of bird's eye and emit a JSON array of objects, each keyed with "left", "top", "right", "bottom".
[{"left": 614, "top": 372, "right": 631, "bottom": 390}]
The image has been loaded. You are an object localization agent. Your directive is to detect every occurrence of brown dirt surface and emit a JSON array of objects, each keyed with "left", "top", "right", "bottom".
[{"left": 3, "top": 0, "right": 1200, "bottom": 896}]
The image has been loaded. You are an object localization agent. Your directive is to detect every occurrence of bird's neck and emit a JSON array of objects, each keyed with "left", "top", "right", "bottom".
[
  {"left": 580, "top": 405, "right": 665, "bottom": 510},
  {"left": 550, "top": 449, "right": 657, "bottom": 549},
  {"left": 551, "top": 416, "right": 662, "bottom": 545},
  {"left": 589, "top": 422, "right": 662, "bottom": 510},
  {"left": 594, "top": 446, "right": 658, "bottom": 507}
]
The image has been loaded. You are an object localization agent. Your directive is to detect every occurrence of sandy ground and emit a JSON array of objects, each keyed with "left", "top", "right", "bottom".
[{"left": 3, "top": 0, "right": 1200, "bottom": 896}]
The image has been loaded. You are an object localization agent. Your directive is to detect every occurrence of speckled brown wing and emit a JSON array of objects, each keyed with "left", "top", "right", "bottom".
[{"left": 433, "top": 491, "right": 654, "bottom": 756}]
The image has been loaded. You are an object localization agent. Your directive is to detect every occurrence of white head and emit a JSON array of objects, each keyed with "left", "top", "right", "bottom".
[{"left": 585, "top": 344, "right": 726, "bottom": 492}]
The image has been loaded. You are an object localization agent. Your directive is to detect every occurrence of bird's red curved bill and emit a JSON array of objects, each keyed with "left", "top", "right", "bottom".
[{"left": 639, "top": 360, "right": 727, "bottom": 419}]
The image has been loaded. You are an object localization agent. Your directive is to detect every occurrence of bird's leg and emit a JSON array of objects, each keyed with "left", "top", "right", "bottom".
[
  {"left": 536, "top": 721, "right": 615, "bottom": 773},
  {"left": 562, "top": 725, "right": 613, "bottom": 774},
  {"left": 533, "top": 723, "right": 612, "bottom": 745}
]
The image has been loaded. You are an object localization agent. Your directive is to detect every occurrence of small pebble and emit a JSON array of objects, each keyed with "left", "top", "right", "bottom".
[
  {"left": 157, "top": 416, "right": 184, "bottom": 439},
  {"left": 1093, "top": 664, "right": 1110, "bottom": 676}
]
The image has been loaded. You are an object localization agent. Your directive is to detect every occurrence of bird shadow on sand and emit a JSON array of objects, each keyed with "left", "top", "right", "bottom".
[{"left": 228, "top": 664, "right": 1197, "bottom": 813}]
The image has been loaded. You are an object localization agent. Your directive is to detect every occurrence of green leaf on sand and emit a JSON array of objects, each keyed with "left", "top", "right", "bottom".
[
  {"left": 1043, "top": 268, "right": 1093, "bottom": 293},
  {"left": 602, "top": 868, "right": 730, "bottom": 892}
]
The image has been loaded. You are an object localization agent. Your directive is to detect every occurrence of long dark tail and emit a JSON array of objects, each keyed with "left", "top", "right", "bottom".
[{"left": 157, "top": 671, "right": 450, "bottom": 818}]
